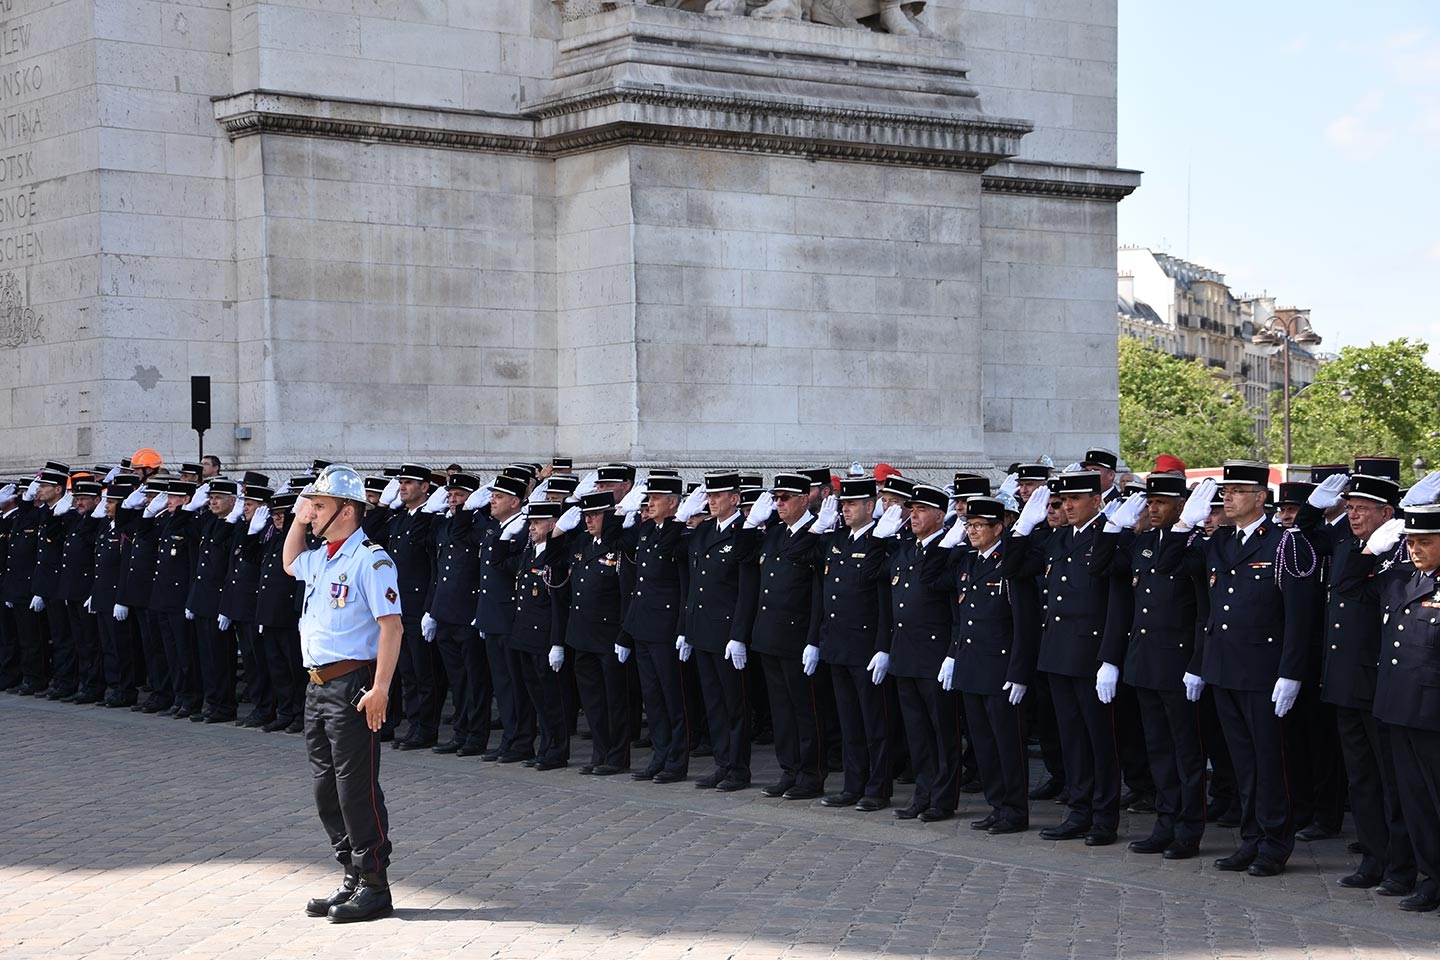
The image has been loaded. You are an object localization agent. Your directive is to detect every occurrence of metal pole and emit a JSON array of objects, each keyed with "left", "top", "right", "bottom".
[{"left": 1282, "top": 337, "right": 1292, "bottom": 467}]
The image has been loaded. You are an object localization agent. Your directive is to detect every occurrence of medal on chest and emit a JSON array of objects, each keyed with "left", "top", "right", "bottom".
[{"left": 330, "top": 583, "right": 349, "bottom": 608}]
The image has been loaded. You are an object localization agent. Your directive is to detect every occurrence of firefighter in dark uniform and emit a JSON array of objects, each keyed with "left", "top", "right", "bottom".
[
  {"left": 124, "top": 478, "right": 171, "bottom": 713},
  {"left": 618, "top": 473, "right": 693, "bottom": 783},
  {"left": 424, "top": 472, "right": 490, "bottom": 756},
  {"left": 58, "top": 478, "right": 105, "bottom": 702},
  {"left": 815, "top": 477, "right": 893, "bottom": 811},
  {"left": 882, "top": 483, "right": 958, "bottom": 822},
  {"left": 251, "top": 491, "right": 307, "bottom": 733},
  {"left": 284, "top": 465, "right": 402, "bottom": 924},
  {"left": 471, "top": 473, "right": 536, "bottom": 762},
  {"left": 505, "top": 499, "right": 575, "bottom": 770},
  {"left": 1093, "top": 472, "right": 1206, "bottom": 859},
  {"left": 1082, "top": 448, "right": 1124, "bottom": 505},
  {"left": 683, "top": 471, "right": 760, "bottom": 792},
  {"left": 187, "top": 478, "right": 245, "bottom": 723},
  {"left": 566, "top": 490, "right": 632, "bottom": 775},
  {"left": 149, "top": 480, "right": 207, "bottom": 719},
  {"left": 744, "top": 474, "right": 825, "bottom": 800},
  {"left": 940, "top": 495, "right": 1039, "bottom": 834},
  {"left": 93, "top": 475, "right": 142, "bottom": 707},
  {"left": 28, "top": 464, "right": 73, "bottom": 697},
  {"left": 0, "top": 479, "right": 21, "bottom": 692},
  {"left": 226, "top": 481, "right": 272, "bottom": 728},
  {"left": 1172, "top": 461, "right": 1322, "bottom": 877},
  {"left": 1299, "top": 468, "right": 1416, "bottom": 894}
]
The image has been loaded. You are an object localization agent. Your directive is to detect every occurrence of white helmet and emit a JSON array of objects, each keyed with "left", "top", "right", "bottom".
[{"left": 301, "top": 463, "right": 368, "bottom": 504}]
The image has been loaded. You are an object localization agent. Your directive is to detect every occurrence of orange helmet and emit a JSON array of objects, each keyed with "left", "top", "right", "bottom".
[{"left": 132, "top": 448, "right": 163, "bottom": 470}]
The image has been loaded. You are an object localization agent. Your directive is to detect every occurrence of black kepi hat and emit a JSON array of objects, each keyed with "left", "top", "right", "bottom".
[
  {"left": 647, "top": 475, "right": 684, "bottom": 497},
  {"left": 907, "top": 484, "right": 948, "bottom": 511},
  {"left": 579, "top": 491, "right": 616, "bottom": 513},
  {"left": 1276, "top": 482, "right": 1315, "bottom": 506},
  {"left": 838, "top": 478, "right": 877, "bottom": 500},
  {"left": 1220, "top": 459, "right": 1270, "bottom": 487},
  {"left": 1403, "top": 503, "right": 1440, "bottom": 535},
  {"left": 1145, "top": 473, "right": 1187, "bottom": 498},
  {"left": 1346, "top": 474, "right": 1400, "bottom": 506},
  {"left": 528, "top": 501, "right": 567, "bottom": 521},
  {"left": 965, "top": 496, "right": 1005, "bottom": 522},
  {"left": 1051, "top": 471, "right": 1103, "bottom": 495}
]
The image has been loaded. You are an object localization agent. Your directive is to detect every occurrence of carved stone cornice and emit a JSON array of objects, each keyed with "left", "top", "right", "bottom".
[{"left": 982, "top": 160, "right": 1142, "bottom": 204}]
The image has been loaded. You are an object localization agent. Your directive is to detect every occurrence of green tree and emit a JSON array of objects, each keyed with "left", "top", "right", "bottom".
[
  {"left": 1268, "top": 338, "right": 1440, "bottom": 477},
  {"left": 1118, "top": 337, "right": 1258, "bottom": 471}
]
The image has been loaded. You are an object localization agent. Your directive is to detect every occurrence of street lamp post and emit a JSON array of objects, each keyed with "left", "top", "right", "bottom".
[{"left": 1252, "top": 311, "right": 1323, "bottom": 465}]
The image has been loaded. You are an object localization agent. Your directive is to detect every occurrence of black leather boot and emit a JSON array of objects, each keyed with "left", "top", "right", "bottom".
[
  {"left": 304, "top": 865, "right": 359, "bottom": 917},
  {"left": 327, "top": 871, "right": 393, "bottom": 923}
]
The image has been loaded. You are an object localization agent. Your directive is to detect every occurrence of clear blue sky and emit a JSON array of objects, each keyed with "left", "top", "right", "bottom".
[{"left": 1117, "top": 1, "right": 1440, "bottom": 364}]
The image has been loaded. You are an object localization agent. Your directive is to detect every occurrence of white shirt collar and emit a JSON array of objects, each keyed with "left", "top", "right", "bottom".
[
  {"left": 1238, "top": 514, "right": 1265, "bottom": 541},
  {"left": 850, "top": 521, "right": 875, "bottom": 540},
  {"left": 714, "top": 512, "right": 740, "bottom": 532},
  {"left": 919, "top": 529, "right": 944, "bottom": 547},
  {"left": 787, "top": 510, "right": 814, "bottom": 535},
  {"left": 1073, "top": 513, "right": 1102, "bottom": 535}
]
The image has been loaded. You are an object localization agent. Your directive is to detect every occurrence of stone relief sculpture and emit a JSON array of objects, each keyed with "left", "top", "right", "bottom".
[{"left": 557, "top": 0, "right": 938, "bottom": 37}]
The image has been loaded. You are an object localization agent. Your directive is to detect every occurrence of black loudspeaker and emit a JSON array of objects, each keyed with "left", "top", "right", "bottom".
[{"left": 191, "top": 376, "right": 211, "bottom": 434}]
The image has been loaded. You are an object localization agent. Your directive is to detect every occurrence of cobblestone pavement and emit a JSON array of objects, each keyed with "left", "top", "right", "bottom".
[{"left": 2, "top": 694, "right": 1437, "bottom": 959}]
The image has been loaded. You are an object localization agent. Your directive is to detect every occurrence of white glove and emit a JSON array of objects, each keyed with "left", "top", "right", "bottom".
[
  {"left": 1271, "top": 677, "right": 1301, "bottom": 718},
  {"left": 1366, "top": 518, "right": 1405, "bottom": 556},
  {"left": 122, "top": 487, "right": 146, "bottom": 510},
  {"left": 1013, "top": 485, "right": 1050, "bottom": 535},
  {"left": 380, "top": 478, "right": 401, "bottom": 508},
  {"left": 499, "top": 512, "right": 527, "bottom": 541},
  {"left": 1104, "top": 492, "right": 1147, "bottom": 533},
  {"left": 0, "top": 483, "right": 14, "bottom": 502},
  {"left": 676, "top": 485, "right": 708, "bottom": 523},
  {"left": 1003, "top": 681, "right": 1027, "bottom": 706},
  {"left": 1095, "top": 662, "right": 1120, "bottom": 704},
  {"left": 997, "top": 473, "right": 1019, "bottom": 499},
  {"left": 84, "top": 596, "right": 92, "bottom": 613},
  {"left": 872, "top": 501, "right": 885, "bottom": 520},
  {"left": 29, "top": 596, "right": 44, "bottom": 612},
  {"left": 1401, "top": 471, "right": 1440, "bottom": 508},
  {"left": 53, "top": 491, "right": 73, "bottom": 516},
  {"left": 184, "top": 482, "right": 210, "bottom": 511},
  {"left": 938, "top": 656, "right": 955, "bottom": 691},
  {"left": 1101, "top": 498, "right": 1122, "bottom": 521},
  {"left": 248, "top": 504, "right": 270, "bottom": 535},
  {"left": 555, "top": 505, "right": 582, "bottom": 533},
  {"left": 91, "top": 497, "right": 107, "bottom": 519},
  {"left": 113, "top": 604, "right": 129, "bottom": 622},
  {"left": 103, "top": 466, "right": 120, "bottom": 484},
  {"left": 574, "top": 470, "right": 600, "bottom": 499},
  {"left": 527, "top": 480, "right": 550, "bottom": 503},
  {"left": 1062, "top": 462, "right": 1083, "bottom": 473},
  {"left": 813, "top": 495, "right": 839, "bottom": 534},
  {"left": 615, "top": 643, "right": 631, "bottom": 664},
  {"left": 464, "top": 486, "right": 492, "bottom": 511},
  {"left": 802, "top": 644, "right": 820, "bottom": 676},
  {"left": 421, "top": 485, "right": 448, "bottom": 514},
  {"left": 1178, "top": 478, "right": 1218, "bottom": 529},
  {"left": 1307, "top": 473, "right": 1349, "bottom": 510},
  {"left": 939, "top": 516, "right": 968, "bottom": 548},
  {"left": 622, "top": 511, "right": 639, "bottom": 529},
  {"left": 421, "top": 612, "right": 437, "bottom": 643},
  {"left": 1183, "top": 672, "right": 1205, "bottom": 702},
  {"left": 143, "top": 492, "right": 167, "bottom": 518},
  {"left": 226, "top": 497, "right": 246, "bottom": 523},
  {"left": 23, "top": 480, "right": 38, "bottom": 501},
  {"left": 616, "top": 484, "right": 647, "bottom": 515},
  {"left": 874, "top": 504, "right": 905, "bottom": 538},
  {"left": 675, "top": 635, "right": 692, "bottom": 662},
  {"left": 218, "top": 614, "right": 232, "bottom": 631},
  {"left": 184, "top": 608, "right": 195, "bottom": 621},
  {"left": 725, "top": 639, "right": 748, "bottom": 670},
  {"left": 548, "top": 645, "right": 565, "bottom": 672},
  {"left": 868, "top": 650, "right": 890, "bottom": 684},
  {"left": 743, "top": 491, "right": 774, "bottom": 529}
]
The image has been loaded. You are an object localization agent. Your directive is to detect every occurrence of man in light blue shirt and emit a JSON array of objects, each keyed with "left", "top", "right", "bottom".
[{"left": 284, "top": 465, "right": 402, "bottom": 923}]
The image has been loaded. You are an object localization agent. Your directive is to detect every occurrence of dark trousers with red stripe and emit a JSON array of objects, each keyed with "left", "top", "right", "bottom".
[
  {"left": 1213, "top": 685, "right": 1295, "bottom": 863},
  {"left": 895, "top": 674, "right": 960, "bottom": 814},
  {"left": 760, "top": 651, "right": 825, "bottom": 792},
  {"left": 573, "top": 647, "right": 631, "bottom": 770},
  {"left": 305, "top": 663, "right": 391, "bottom": 874},
  {"left": 1336, "top": 707, "right": 1415, "bottom": 887},
  {"left": 634, "top": 641, "right": 688, "bottom": 776},
  {"left": 396, "top": 616, "right": 441, "bottom": 741},
  {"left": 516, "top": 650, "right": 569, "bottom": 765},
  {"left": 435, "top": 620, "right": 491, "bottom": 750},
  {"left": 963, "top": 690, "right": 1026, "bottom": 822},
  {"left": 1048, "top": 672, "right": 1120, "bottom": 831},
  {"left": 1135, "top": 686, "right": 1206, "bottom": 845},
  {"left": 694, "top": 647, "right": 750, "bottom": 783},
  {"left": 831, "top": 662, "right": 891, "bottom": 800},
  {"left": 1390, "top": 724, "right": 1440, "bottom": 892}
]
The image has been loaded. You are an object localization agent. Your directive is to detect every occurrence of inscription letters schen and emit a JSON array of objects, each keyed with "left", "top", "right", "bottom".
[{"left": 0, "top": 2, "right": 42, "bottom": 266}]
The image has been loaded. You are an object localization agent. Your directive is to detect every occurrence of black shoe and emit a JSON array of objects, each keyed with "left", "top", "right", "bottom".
[
  {"left": 12, "top": 683, "right": 36, "bottom": 696},
  {"left": 1084, "top": 827, "right": 1118, "bottom": 846},
  {"left": 189, "top": 711, "right": 207, "bottom": 722},
  {"left": 497, "top": 753, "right": 533, "bottom": 764},
  {"left": 1347, "top": 840, "right": 1363, "bottom": 855},
  {"left": 894, "top": 805, "right": 923, "bottom": 820},
  {"left": 1029, "top": 777, "right": 1063, "bottom": 801},
  {"left": 203, "top": 712, "right": 236, "bottom": 724},
  {"left": 1400, "top": 890, "right": 1440, "bottom": 912},
  {"left": 533, "top": 758, "right": 567, "bottom": 771},
  {"left": 918, "top": 808, "right": 953, "bottom": 823},
  {"left": 695, "top": 772, "right": 723, "bottom": 789},
  {"left": 521, "top": 758, "right": 538, "bottom": 768},
  {"left": 820, "top": 792, "right": 859, "bottom": 808},
  {"left": 397, "top": 736, "right": 436, "bottom": 751},
  {"left": 631, "top": 769, "right": 658, "bottom": 781},
  {"left": 760, "top": 782, "right": 795, "bottom": 798},
  {"left": 262, "top": 717, "right": 290, "bottom": 732},
  {"left": 45, "top": 687, "right": 74, "bottom": 701},
  {"left": 1214, "top": 850, "right": 1255, "bottom": 871},
  {"left": 1337, "top": 872, "right": 1382, "bottom": 889},
  {"left": 172, "top": 708, "right": 193, "bottom": 720},
  {"left": 854, "top": 797, "right": 888, "bottom": 812},
  {"left": 1376, "top": 879, "right": 1414, "bottom": 897},
  {"left": 894, "top": 773, "right": 915, "bottom": 785},
  {"left": 653, "top": 771, "right": 686, "bottom": 784},
  {"left": 593, "top": 765, "right": 625, "bottom": 776},
  {"left": 715, "top": 778, "right": 749, "bottom": 792},
  {"left": 72, "top": 693, "right": 101, "bottom": 705},
  {"left": 1040, "top": 821, "right": 1090, "bottom": 841},
  {"left": 1128, "top": 836, "right": 1171, "bottom": 855},
  {"left": 577, "top": 764, "right": 596, "bottom": 775},
  {"left": 959, "top": 778, "right": 983, "bottom": 794},
  {"left": 1127, "top": 795, "right": 1156, "bottom": 814},
  {"left": 432, "top": 739, "right": 462, "bottom": 755},
  {"left": 690, "top": 741, "right": 713, "bottom": 758},
  {"left": 988, "top": 818, "right": 1028, "bottom": 835},
  {"left": 241, "top": 714, "right": 274, "bottom": 728},
  {"left": 327, "top": 873, "right": 392, "bottom": 923},
  {"left": 971, "top": 814, "right": 998, "bottom": 831},
  {"left": 631, "top": 736, "right": 652, "bottom": 749},
  {"left": 1247, "top": 857, "right": 1284, "bottom": 877},
  {"left": 782, "top": 785, "right": 821, "bottom": 801},
  {"left": 1297, "top": 823, "right": 1340, "bottom": 842},
  {"left": 457, "top": 743, "right": 486, "bottom": 757},
  {"left": 1162, "top": 841, "right": 1200, "bottom": 860},
  {"left": 306, "top": 867, "right": 359, "bottom": 917},
  {"left": 285, "top": 719, "right": 303, "bottom": 734},
  {"left": 481, "top": 751, "right": 502, "bottom": 762}
]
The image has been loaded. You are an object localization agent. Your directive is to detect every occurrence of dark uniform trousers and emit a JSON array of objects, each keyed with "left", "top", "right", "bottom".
[
  {"left": 260, "top": 623, "right": 306, "bottom": 724},
  {"left": 235, "top": 621, "right": 273, "bottom": 719},
  {"left": 160, "top": 612, "right": 202, "bottom": 712},
  {"left": 11, "top": 605, "right": 47, "bottom": 689},
  {"left": 96, "top": 608, "right": 138, "bottom": 701},
  {"left": 1335, "top": 708, "right": 1415, "bottom": 886},
  {"left": 435, "top": 620, "right": 491, "bottom": 751},
  {"left": 66, "top": 601, "right": 104, "bottom": 697},
  {"left": 1213, "top": 687, "right": 1293, "bottom": 862},
  {"left": 397, "top": 616, "right": 443, "bottom": 741},
  {"left": 1135, "top": 688, "right": 1205, "bottom": 844},
  {"left": 1390, "top": 726, "right": 1440, "bottom": 893},
  {"left": 760, "top": 652, "right": 824, "bottom": 791},
  {"left": 140, "top": 611, "right": 172, "bottom": 708},
  {"left": 896, "top": 676, "right": 960, "bottom": 813},
  {"left": 517, "top": 651, "right": 569, "bottom": 765},
  {"left": 305, "top": 662, "right": 391, "bottom": 874},
  {"left": 0, "top": 603, "right": 19, "bottom": 690},
  {"left": 43, "top": 601, "right": 77, "bottom": 695},
  {"left": 694, "top": 649, "right": 751, "bottom": 782},
  {"left": 831, "top": 664, "right": 891, "bottom": 800},
  {"left": 573, "top": 649, "right": 630, "bottom": 769},
  {"left": 963, "top": 692, "right": 1026, "bottom": 822},
  {"left": 633, "top": 641, "right": 688, "bottom": 776},
  {"left": 194, "top": 617, "right": 237, "bottom": 717},
  {"left": 1047, "top": 674, "right": 1120, "bottom": 830},
  {"left": 485, "top": 632, "right": 533, "bottom": 758}
]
